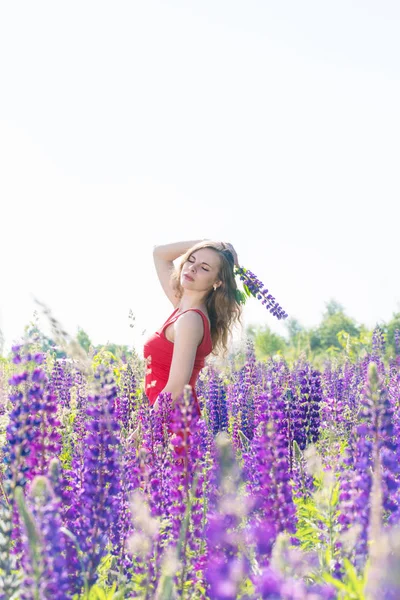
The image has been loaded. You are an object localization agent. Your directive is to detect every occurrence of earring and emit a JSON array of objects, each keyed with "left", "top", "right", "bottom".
[{"left": 213, "top": 284, "right": 217, "bottom": 291}]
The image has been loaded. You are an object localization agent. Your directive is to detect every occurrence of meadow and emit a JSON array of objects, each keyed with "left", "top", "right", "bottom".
[{"left": 1, "top": 315, "right": 400, "bottom": 600}]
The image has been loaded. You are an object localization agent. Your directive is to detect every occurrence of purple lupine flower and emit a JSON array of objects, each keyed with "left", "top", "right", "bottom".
[
  {"left": 338, "top": 362, "right": 399, "bottom": 571},
  {"left": 166, "top": 387, "right": 200, "bottom": 522},
  {"left": 231, "top": 340, "right": 258, "bottom": 441},
  {"left": 126, "top": 388, "right": 204, "bottom": 595},
  {"left": 290, "top": 440, "right": 314, "bottom": 500},
  {"left": 394, "top": 329, "right": 400, "bottom": 356},
  {"left": 234, "top": 266, "right": 288, "bottom": 320},
  {"left": 362, "top": 327, "right": 386, "bottom": 380},
  {"left": 372, "top": 325, "right": 386, "bottom": 358},
  {"left": 243, "top": 391, "right": 297, "bottom": 559},
  {"left": 203, "top": 432, "right": 251, "bottom": 599},
  {"left": 109, "top": 434, "right": 144, "bottom": 575},
  {"left": 3, "top": 343, "right": 52, "bottom": 565},
  {"left": 242, "top": 340, "right": 257, "bottom": 438},
  {"left": 175, "top": 418, "right": 215, "bottom": 589},
  {"left": 207, "top": 368, "right": 228, "bottom": 436},
  {"left": 64, "top": 364, "right": 122, "bottom": 590},
  {"left": 321, "top": 362, "right": 346, "bottom": 434},
  {"left": 254, "top": 566, "right": 284, "bottom": 598},
  {"left": 0, "top": 344, "right": 42, "bottom": 599},
  {"left": 338, "top": 422, "right": 372, "bottom": 568},
  {"left": 115, "top": 364, "right": 138, "bottom": 431},
  {"left": 48, "top": 359, "right": 71, "bottom": 408},
  {"left": 363, "top": 524, "right": 400, "bottom": 600},
  {"left": 231, "top": 415, "right": 242, "bottom": 452},
  {"left": 17, "top": 475, "right": 70, "bottom": 600},
  {"left": 167, "top": 389, "right": 209, "bottom": 594},
  {"left": 245, "top": 424, "right": 296, "bottom": 540},
  {"left": 387, "top": 361, "right": 400, "bottom": 523},
  {"left": 5, "top": 351, "right": 61, "bottom": 486},
  {"left": 26, "top": 387, "right": 62, "bottom": 482},
  {"left": 254, "top": 567, "right": 336, "bottom": 599},
  {"left": 287, "top": 363, "right": 322, "bottom": 451}
]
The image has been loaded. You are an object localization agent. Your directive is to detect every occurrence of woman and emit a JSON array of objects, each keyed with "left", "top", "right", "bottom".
[{"left": 136, "top": 239, "right": 242, "bottom": 434}]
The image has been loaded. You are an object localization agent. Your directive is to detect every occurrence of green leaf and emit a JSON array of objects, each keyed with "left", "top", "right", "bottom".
[
  {"left": 238, "top": 430, "right": 250, "bottom": 451},
  {"left": 293, "top": 440, "right": 303, "bottom": 462},
  {"left": 322, "top": 573, "right": 350, "bottom": 592},
  {"left": 243, "top": 283, "right": 252, "bottom": 298},
  {"left": 343, "top": 558, "right": 366, "bottom": 594},
  {"left": 14, "top": 487, "right": 41, "bottom": 568},
  {"left": 88, "top": 585, "right": 107, "bottom": 600}
]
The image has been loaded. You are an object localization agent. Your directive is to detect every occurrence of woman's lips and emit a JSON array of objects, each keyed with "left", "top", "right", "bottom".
[{"left": 184, "top": 274, "right": 194, "bottom": 281}]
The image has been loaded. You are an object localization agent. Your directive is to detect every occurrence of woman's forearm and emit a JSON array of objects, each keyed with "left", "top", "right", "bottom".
[{"left": 153, "top": 240, "right": 206, "bottom": 262}]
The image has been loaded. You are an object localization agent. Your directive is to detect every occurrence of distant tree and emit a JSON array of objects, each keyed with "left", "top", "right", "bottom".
[
  {"left": 385, "top": 312, "right": 400, "bottom": 355},
  {"left": 310, "top": 304, "right": 360, "bottom": 352},
  {"left": 20, "top": 321, "right": 66, "bottom": 359},
  {"left": 246, "top": 325, "right": 257, "bottom": 340},
  {"left": 249, "top": 325, "right": 287, "bottom": 359},
  {"left": 284, "top": 317, "right": 303, "bottom": 343},
  {"left": 76, "top": 327, "right": 93, "bottom": 354},
  {"left": 324, "top": 299, "right": 345, "bottom": 317}
]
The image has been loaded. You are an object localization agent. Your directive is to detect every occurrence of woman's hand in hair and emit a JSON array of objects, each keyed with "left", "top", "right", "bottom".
[{"left": 224, "top": 242, "right": 239, "bottom": 267}]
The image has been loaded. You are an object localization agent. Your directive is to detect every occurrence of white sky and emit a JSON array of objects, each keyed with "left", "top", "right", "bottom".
[{"left": 1, "top": 0, "right": 400, "bottom": 356}]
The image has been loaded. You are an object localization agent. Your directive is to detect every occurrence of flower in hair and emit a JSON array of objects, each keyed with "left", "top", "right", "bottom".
[{"left": 234, "top": 266, "right": 288, "bottom": 320}]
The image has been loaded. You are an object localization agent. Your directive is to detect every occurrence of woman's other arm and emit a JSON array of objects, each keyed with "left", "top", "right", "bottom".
[
  {"left": 153, "top": 311, "right": 204, "bottom": 409},
  {"left": 128, "top": 311, "right": 203, "bottom": 445}
]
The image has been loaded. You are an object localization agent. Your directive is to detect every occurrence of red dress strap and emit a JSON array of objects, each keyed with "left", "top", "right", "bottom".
[{"left": 161, "top": 308, "right": 211, "bottom": 348}]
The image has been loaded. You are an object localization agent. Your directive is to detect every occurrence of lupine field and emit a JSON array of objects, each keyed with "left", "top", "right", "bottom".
[{"left": 1, "top": 322, "right": 400, "bottom": 599}]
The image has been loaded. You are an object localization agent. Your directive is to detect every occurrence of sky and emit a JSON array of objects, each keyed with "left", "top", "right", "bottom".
[{"left": 1, "top": 0, "right": 399, "bottom": 357}]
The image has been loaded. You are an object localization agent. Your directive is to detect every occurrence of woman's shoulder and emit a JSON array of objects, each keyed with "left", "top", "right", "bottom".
[
  {"left": 173, "top": 310, "right": 205, "bottom": 346},
  {"left": 181, "top": 308, "right": 211, "bottom": 333},
  {"left": 175, "top": 309, "right": 205, "bottom": 328}
]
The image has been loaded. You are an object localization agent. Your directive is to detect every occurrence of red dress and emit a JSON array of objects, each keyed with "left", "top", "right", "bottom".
[{"left": 143, "top": 307, "right": 213, "bottom": 417}]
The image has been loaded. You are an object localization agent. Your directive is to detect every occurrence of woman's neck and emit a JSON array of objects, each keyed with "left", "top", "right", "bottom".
[
  {"left": 177, "top": 294, "right": 208, "bottom": 313},
  {"left": 177, "top": 301, "right": 207, "bottom": 312}
]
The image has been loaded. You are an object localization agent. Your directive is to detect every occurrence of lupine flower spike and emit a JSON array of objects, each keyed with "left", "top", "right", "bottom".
[{"left": 234, "top": 266, "right": 288, "bottom": 319}]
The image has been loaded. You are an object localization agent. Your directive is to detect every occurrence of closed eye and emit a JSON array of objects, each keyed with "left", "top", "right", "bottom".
[{"left": 188, "top": 258, "right": 210, "bottom": 272}]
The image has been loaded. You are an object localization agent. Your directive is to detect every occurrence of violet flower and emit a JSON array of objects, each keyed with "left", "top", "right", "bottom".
[
  {"left": 243, "top": 417, "right": 297, "bottom": 551},
  {"left": 48, "top": 359, "right": 71, "bottom": 408},
  {"left": 203, "top": 432, "right": 251, "bottom": 600},
  {"left": 287, "top": 363, "right": 322, "bottom": 451},
  {"left": 395, "top": 328, "right": 400, "bottom": 355},
  {"left": 17, "top": 475, "right": 70, "bottom": 600},
  {"left": 115, "top": 364, "right": 138, "bottom": 431},
  {"left": 254, "top": 566, "right": 336, "bottom": 599},
  {"left": 64, "top": 364, "right": 122, "bottom": 591},
  {"left": 338, "top": 362, "right": 399, "bottom": 571},
  {"left": 234, "top": 266, "right": 288, "bottom": 320},
  {"left": 3, "top": 344, "right": 50, "bottom": 565},
  {"left": 207, "top": 368, "right": 228, "bottom": 436}
]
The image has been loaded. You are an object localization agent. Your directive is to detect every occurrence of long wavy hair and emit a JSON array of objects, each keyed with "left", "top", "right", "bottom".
[{"left": 170, "top": 241, "right": 243, "bottom": 357}]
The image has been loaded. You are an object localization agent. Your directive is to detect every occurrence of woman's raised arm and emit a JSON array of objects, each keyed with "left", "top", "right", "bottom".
[
  {"left": 153, "top": 240, "right": 206, "bottom": 261},
  {"left": 153, "top": 240, "right": 206, "bottom": 306}
]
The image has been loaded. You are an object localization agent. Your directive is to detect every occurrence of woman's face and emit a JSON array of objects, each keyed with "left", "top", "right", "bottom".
[{"left": 180, "top": 248, "right": 222, "bottom": 293}]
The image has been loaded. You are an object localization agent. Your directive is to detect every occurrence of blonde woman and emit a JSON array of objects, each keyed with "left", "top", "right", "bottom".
[{"left": 141, "top": 240, "right": 242, "bottom": 422}]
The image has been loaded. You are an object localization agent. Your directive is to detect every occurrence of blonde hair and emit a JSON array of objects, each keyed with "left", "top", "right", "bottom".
[{"left": 170, "top": 241, "right": 243, "bottom": 357}]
